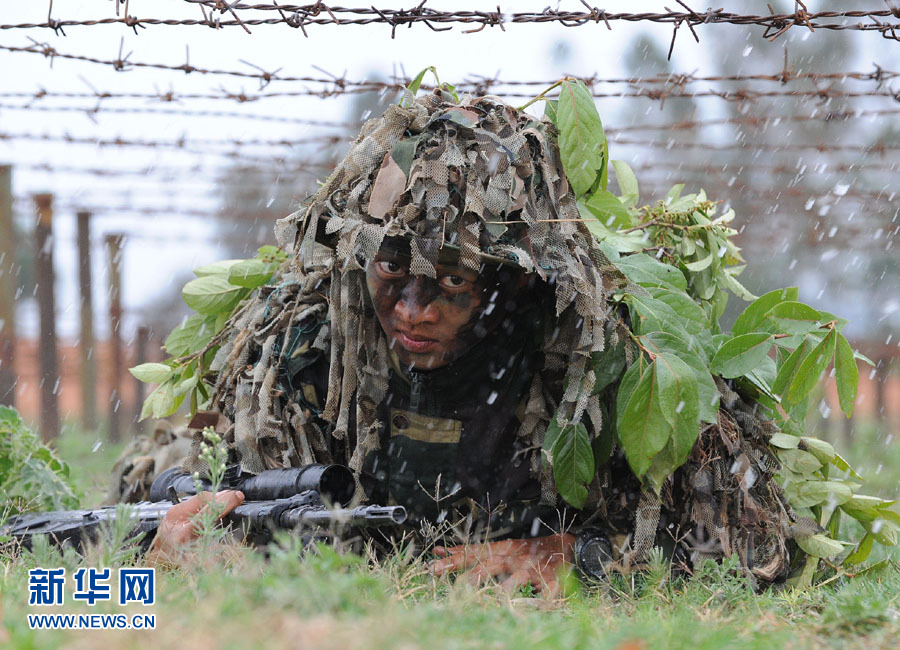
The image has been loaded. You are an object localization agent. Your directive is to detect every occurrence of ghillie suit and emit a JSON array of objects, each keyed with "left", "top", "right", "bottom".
[{"left": 117, "top": 91, "right": 796, "bottom": 585}]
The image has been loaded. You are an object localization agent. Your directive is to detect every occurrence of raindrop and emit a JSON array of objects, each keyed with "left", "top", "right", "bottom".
[
  {"left": 742, "top": 45, "right": 753, "bottom": 56},
  {"left": 833, "top": 183, "right": 850, "bottom": 196},
  {"left": 818, "top": 399, "right": 831, "bottom": 419},
  {"left": 675, "top": 401, "right": 685, "bottom": 413},
  {"left": 828, "top": 226, "right": 837, "bottom": 238},
  {"left": 530, "top": 517, "right": 541, "bottom": 536},
  {"left": 789, "top": 258, "right": 798, "bottom": 270},
  {"left": 266, "top": 197, "right": 275, "bottom": 208},
  {"left": 743, "top": 466, "right": 757, "bottom": 489},
  {"left": 486, "top": 391, "right": 498, "bottom": 405},
  {"left": 91, "top": 440, "right": 102, "bottom": 453}
]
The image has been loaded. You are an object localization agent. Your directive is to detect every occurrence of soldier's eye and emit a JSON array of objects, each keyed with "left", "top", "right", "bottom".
[
  {"left": 376, "top": 260, "right": 406, "bottom": 277},
  {"left": 439, "top": 275, "right": 467, "bottom": 289}
]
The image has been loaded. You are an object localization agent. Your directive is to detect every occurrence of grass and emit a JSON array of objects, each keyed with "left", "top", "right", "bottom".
[{"left": 2, "top": 422, "right": 900, "bottom": 649}]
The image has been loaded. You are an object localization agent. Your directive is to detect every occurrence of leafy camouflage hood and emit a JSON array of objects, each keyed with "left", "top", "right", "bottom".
[{"left": 256, "top": 90, "right": 624, "bottom": 502}]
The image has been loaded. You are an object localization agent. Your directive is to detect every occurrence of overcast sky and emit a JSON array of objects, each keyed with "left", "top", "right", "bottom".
[{"left": 1, "top": 1, "right": 894, "bottom": 341}]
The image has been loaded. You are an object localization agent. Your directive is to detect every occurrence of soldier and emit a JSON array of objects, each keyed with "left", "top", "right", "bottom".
[{"left": 135, "top": 91, "right": 794, "bottom": 591}]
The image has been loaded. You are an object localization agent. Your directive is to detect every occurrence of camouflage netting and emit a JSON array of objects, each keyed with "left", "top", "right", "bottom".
[
  {"left": 202, "top": 90, "right": 624, "bottom": 505},
  {"left": 124, "top": 90, "right": 795, "bottom": 584}
]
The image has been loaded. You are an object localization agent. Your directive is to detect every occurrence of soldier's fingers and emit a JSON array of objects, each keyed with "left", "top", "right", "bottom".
[
  {"left": 167, "top": 491, "right": 214, "bottom": 521},
  {"left": 500, "top": 569, "right": 531, "bottom": 594},
  {"left": 432, "top": 544, "right": 462, "bottom": 558},
  {"left": 431, "top": 549, "right": 474, "bottom": 576},
  {"left": 464, "top": 563, "right": 493, "bottom": 587},
  {"left": 211, "top": 490, "right": 244, "bottom": 517}
]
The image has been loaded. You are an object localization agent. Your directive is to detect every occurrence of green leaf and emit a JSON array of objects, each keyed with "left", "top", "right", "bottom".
[
  {"left": 769, "top": 432, "right": 800, "bottom": 449},
  {"left": 843, "top": 533, "right": 875, "bottom": 566},
  {"left": 718, "top": 269, "right": 757, "bottom": 302},
  {"left": 543, "top": 420, "right": 595, "bottom": 509},
  {"left": 129, "top": 362, "right": 175, "bottom": 384},
  {"left": 543, "top": 99, "right": 558, "bottom": 125},
  {"left": 193, "top": 259, "right": 241, "bottom": 277},
  {"left": 591, "top": 331, "right": 627, "bottom": 395},
  {"left": 788, "top": 480, "right": 853, "bottom": 508},
  {"left": 834, "top": 334, "right": 859, "bottom": 418},
  {"left": 778, "top": 448, "right": 824, "bottom": 475},
  {"left": 182, "top": 275, "right": 248, "bottom": 315},
  {"left": 710, "top": 333, "right": 774, "bottom": 379},
  {"left": 227, "top": 258, "right": 277, "bottom": 289},
  {"left": 684, "top": 249, "right": 714, "bottom": 272},
  {"left": 614, "top": 253, "right": 687, "bottom": 291},
  {"left": 640, "top": 332, "right": 718, "bottom": 423},
  {"left": 404, "top": 66, "right": 437, "bottom": 103},
  {"left": 628, "top": 294, "right": 692, "bottom": 341},
  {"left": 646, "top": 287, "right": 708, "bottom": 335},
  {"left": 164, "top": 314, "right": 217, "bottom": 357},
  {"left": 584, "top": 190, "right": 633, "bottom": 229},
  {"left": 800, "top": 437, "right": 836, "bottom": 465},
  {"left": 556, "top": 78, "right": 608, "bottom": 197},
  {"left": 772, "top": 337, "right": 810, "bottom": 397},
  {"left": 140, "top": 381, "right": 186, "bottom": 420},
  {"left": 616, "top": 360, "right": 674, "bottom": 478},
  {"left": 733, "top": 287, "right": 799, "bottom": 336},
  {"left": 657, "top": 353, "right": 700, "bottom": 463},
  {"left": 745, "top": 355, "right": 777, "bottom": 397},
  {"left": 611, "top": 159, "right": 638, "bottom": 206},
  {"left": 788, "top": 329, "right": 837, "bottom": 406},
  {"left": 796, "top": 533, "right": 845, "bottom": 558},
  {"left": 831, "top": 452, "right": 863, "bottom": 480},
  {"left": 765, "top": 301, "right": 823, "bottom": 335}
]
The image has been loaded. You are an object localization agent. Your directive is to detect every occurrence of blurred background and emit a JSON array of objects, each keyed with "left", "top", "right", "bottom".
[{"left": 0, "top": 1, "right": 897, "bottom": 495}]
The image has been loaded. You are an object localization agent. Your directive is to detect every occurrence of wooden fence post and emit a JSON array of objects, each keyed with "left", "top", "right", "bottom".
[
  {"left": 105, "top": 233, "right": 125, "bottom": 443},
  {"left": 0, "top": 165, "right": 15, "bottom": 406},
  {"left": 133, "top": 325, "right": 149, "bottom": 435},
  {"left": 77, "top": 210, "right": 97, "bottom": 431},
  {"left": 34, "top": 193, "right": 60, "bottom": 442}
]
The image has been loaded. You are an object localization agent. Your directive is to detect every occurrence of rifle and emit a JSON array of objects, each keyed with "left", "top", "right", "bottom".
[{"left": 1, "top": 464, "right": 406, "bottom": 552}]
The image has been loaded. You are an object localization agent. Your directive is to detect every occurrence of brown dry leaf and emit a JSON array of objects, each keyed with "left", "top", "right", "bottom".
[{"left": 368, "top": 153, "right": 407, "bottom": 220}]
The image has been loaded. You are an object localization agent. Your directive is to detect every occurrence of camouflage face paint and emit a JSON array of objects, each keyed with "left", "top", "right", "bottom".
[{"left": 365, "top": 250, "right": 492, "bottom": 370}]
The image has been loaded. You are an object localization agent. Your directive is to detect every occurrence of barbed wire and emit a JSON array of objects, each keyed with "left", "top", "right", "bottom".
[
  {"left": 612, "top": 137, "right": 900, "bottom": 155},
  {"left": 2, "top": 85, "right": 898, "bottom": 105},
  {"left": 3, "top": 39, "right": 898, "bottom": 90},
  {"left": 0, "top": 130, "right": 347, "bottom": 151},
  {"left": 631, "top": 161, "right": 900, "bottom": 175},
  {"left": 0, "top": 102, "right": 356, "bottom": 127},
  {"left": 6, "top": 5, "right": 900, "bottom": 42},
  {"left": 5, "top": 100, "right": 900, "bottom": 133},
  {"left": 13, "top": 161, "right": 333, "bottom": 179},
  {"left": 6, "top": 129, "right": 896, "bottom": 156}
]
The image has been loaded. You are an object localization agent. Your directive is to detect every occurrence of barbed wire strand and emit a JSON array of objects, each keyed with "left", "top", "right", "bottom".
[
  {"left": 3, "top": 129, "right": 897, "bottom": 156},
  {"left": 7, "top": 5, "right": 900, "bottom": 43},
  {"left": 2, "top": 85, "right": 898, "bottom": 105},
  {"left": 3, "top": 40, "right": 898, "bottom": 89},
  {"left": 5, "top": 101, "right": 900, "bottom": 133}
]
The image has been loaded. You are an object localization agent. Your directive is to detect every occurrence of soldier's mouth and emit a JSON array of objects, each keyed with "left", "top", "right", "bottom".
[{"left": 395, "top": 331, "right": 439, "bottom": 353}]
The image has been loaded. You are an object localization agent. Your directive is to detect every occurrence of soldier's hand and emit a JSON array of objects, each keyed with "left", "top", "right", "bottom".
[
  {"left": 147, "top": 490, "right": 244, "bottom": 564},
  {"left": 430, "top": 533, "right": 575, "bottom": 597}
]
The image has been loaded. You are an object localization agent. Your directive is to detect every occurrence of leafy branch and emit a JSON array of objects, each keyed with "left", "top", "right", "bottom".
[
  {"left": 541, "top": 78, "right": 892, "bottom": 575},
  {"left": 130, "top": 245, "right": 288, "bottom": 420}
]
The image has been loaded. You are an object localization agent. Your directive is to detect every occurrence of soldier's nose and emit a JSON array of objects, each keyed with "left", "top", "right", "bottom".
[{"left": 395, "top": 278, "right": 440, "bottom": 325}]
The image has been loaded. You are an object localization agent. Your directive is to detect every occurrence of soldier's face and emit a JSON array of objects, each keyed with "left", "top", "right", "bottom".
[{"left": 366, "top": 250, "right": 489, "bottom": 370}]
